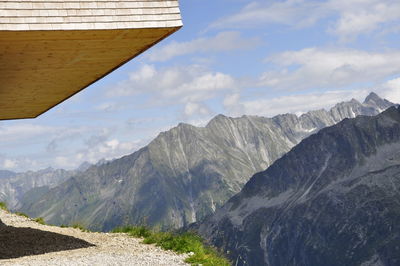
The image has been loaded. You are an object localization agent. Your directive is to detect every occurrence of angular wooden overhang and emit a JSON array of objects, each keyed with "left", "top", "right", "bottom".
[{"left": 0, "top": 0, "right": 182, "bottom": 120}]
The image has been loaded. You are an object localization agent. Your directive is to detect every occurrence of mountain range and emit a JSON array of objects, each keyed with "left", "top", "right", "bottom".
[
  {"left": 0, "top": 167, "right": 78, "bottom": 210},
  {"left": 18, "top": 92, "right": 395, "bottom": 231},
  {"left": 196, "top": 105, "right": 400, "bottom": 266}
]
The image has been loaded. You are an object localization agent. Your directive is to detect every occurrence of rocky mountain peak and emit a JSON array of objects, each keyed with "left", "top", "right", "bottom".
[
  {"left": 205, "top": 114, "right": 229, "bottom": 127},
  {"left": 350, "top": 98, "right": 359, "bottom": 103},
  {"left": 363, "top": 91, "right": 393, "bottom": 110},
  {"left": 77, "top": 161, "right": 92, "bottom": 172},
  {"left": 42, "top": 167, "right": 54, "bottom": 173},
  {"left": 176, "top": 122, "right": 196, "bottom": 130},
  {"left": 364, "top": 91, "right": 381, "bottom": 103}
]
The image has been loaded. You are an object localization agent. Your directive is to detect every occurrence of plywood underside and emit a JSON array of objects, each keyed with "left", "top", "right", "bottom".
[{"left": 0, "top": 27, "right": 179, "bottom": 120}]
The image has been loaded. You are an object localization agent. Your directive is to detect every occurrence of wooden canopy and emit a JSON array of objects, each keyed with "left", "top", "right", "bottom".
[{"left": 0, "top": 0, "right": 182, "bottom": 120}]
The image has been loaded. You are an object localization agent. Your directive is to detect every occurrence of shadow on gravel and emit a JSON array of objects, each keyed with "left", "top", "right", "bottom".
[{"left": 0, "top": 225, "right": 95, "bottom": 259}]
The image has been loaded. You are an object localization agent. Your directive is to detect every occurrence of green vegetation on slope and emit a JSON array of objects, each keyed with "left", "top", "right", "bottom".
[
  {"left": 112, "top": 226, "right": 230, "bottom": 266},
  {"left": 34, "top": 217, "right": 46, "bottom": 225},
  {"left": 71, "top": 223, "right": 91, "bottom": 232},
  {"left": 15, "top": 212, "right": 29, "bottom": 218},
  {"left": 1, "top": 208, "right": 228, "bottom": 265},
  {"left": 0, "top": 202, "right": 7, "bottom": 211}
]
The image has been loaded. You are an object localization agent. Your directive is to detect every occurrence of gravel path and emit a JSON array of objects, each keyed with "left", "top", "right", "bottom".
[{"left": 0, "top": 210, "right": 189, "bottom": 265}]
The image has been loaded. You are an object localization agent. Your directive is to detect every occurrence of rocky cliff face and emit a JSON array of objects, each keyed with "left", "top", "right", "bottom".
[
  {"left": 0, "top": 168, "right": 76, "bottom": 210},
  {"left": 197, "top": 106, "right": 400, "bottom": 266},
  {"left": 19, "top": 93, "right": 396, "bottom": 231}
]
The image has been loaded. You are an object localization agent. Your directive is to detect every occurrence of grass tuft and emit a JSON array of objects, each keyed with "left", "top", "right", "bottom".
[
  {"left": 72, "top": 223, "right": 90, "bottom": 232},
  {"left": 34, "top": 217, "right": 46, "bottom": 225},
  {"left": 0, "top": 202, "right": 8, "bottom": 211},
  {"left": 15, "top": 212, "right": 29, "bottom": 218},
  {"left": 112, "top": 226, "right": 230, "bottom": 266},
  {"left": 112, "top": 225, "right": 152, "bottom": 238}
]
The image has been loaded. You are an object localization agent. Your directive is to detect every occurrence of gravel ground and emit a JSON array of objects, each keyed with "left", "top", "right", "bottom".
[{"left": 0, "top": 210, "right": 189, "bottom": 265}]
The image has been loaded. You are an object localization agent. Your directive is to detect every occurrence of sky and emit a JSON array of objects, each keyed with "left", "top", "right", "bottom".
[{"left": 1, "top": 0, "right": 400, "bottom": 172}]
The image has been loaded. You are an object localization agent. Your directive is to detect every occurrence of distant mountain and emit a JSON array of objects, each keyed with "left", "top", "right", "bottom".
[
  {"left": 0, "top": 170, "right": 16, "bottom": 179},
  {"left": 76, "top": 161, "right": 93, "bottom": 172},
  {"left": 196, "top": 106, "right": 400, "bottom": 266},
  {"left": 0, "top": 167, "right": 79, "bottom": 210},
  {"left": 19, "top": 93, "right": 396, "bottom": 231}
]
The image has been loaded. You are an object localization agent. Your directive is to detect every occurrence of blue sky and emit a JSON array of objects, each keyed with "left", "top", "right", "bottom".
[{"left": 1, "top": 0, "right": 400, "bottom": 171}]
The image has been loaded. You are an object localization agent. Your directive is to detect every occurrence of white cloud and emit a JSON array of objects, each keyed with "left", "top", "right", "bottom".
[
  {"left": 84, "top": 129, "right": 110, "bottom": 148},
  {"left": 377, "top": 77, "right": 400, "bottom": 103},
  {"left": 223, "top": 93, "right": 241, "bottom": 107},
  {"left": 54, "top": 156, "right": 75, "bottom": 169},
  {"left": 109, "top": 64, "right": 237, "bottom": 110},
  {"left": 210, "top": 0, "right": 400, "bottom": 40},
  {"left": 95, "top": 102, "right": 121, "bottom": 112},
  {"left": 184, "top": 102, "right": 211, "bottom": 117},
  {"left": 0, "top": 123, "right": 90, "bottom": 157},
  {"left": 130, "top": 64, "right": 157, "bottom": 81},
  {"left": 171, "top": 72, "right": 236, "bottom": 102},
  {"left": 105, "top": 139, "right": 119, "bottom": 150},
  {"left": 328, "top": 0, "right": 400, "bottom": 41},
  {"left": 0, "top": 157, "right": 39, "bottom": 171},
  {"left": 0, "top": 131, "right": 145, "bottom": 171},
  {"left": 224, "top": 90, "right": 369, "bottom": 117},
  {"left": 81, "top": 138, "right": 140, "bottom": 164},
  {"left": 80, "top": 131, "right": 140, "bottom": 164},
  {"left": 3, "top": 159, "right": 17, "bottom": 169},
  {"left": 52, "top": 136, "right": 143, "bottom": 169},
  {"left": 146, "top": 31, "right": 260, "bottom": 62},
  {"left": 211, "top": 1, "right": 326, "bottom": 29},
  {"left": 0, "top": 124, "right": 56, "bottom": 143},
  {"left": 259, "top": 48, "right": 400, "bottom": 91},
  {"left": 223, "top": 76, "right": 400, "bottom": 118}
]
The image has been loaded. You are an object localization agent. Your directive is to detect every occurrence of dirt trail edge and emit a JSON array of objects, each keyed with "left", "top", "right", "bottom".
[{"left": 0, "top": 210, "right": 189, "bottom": 265}]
